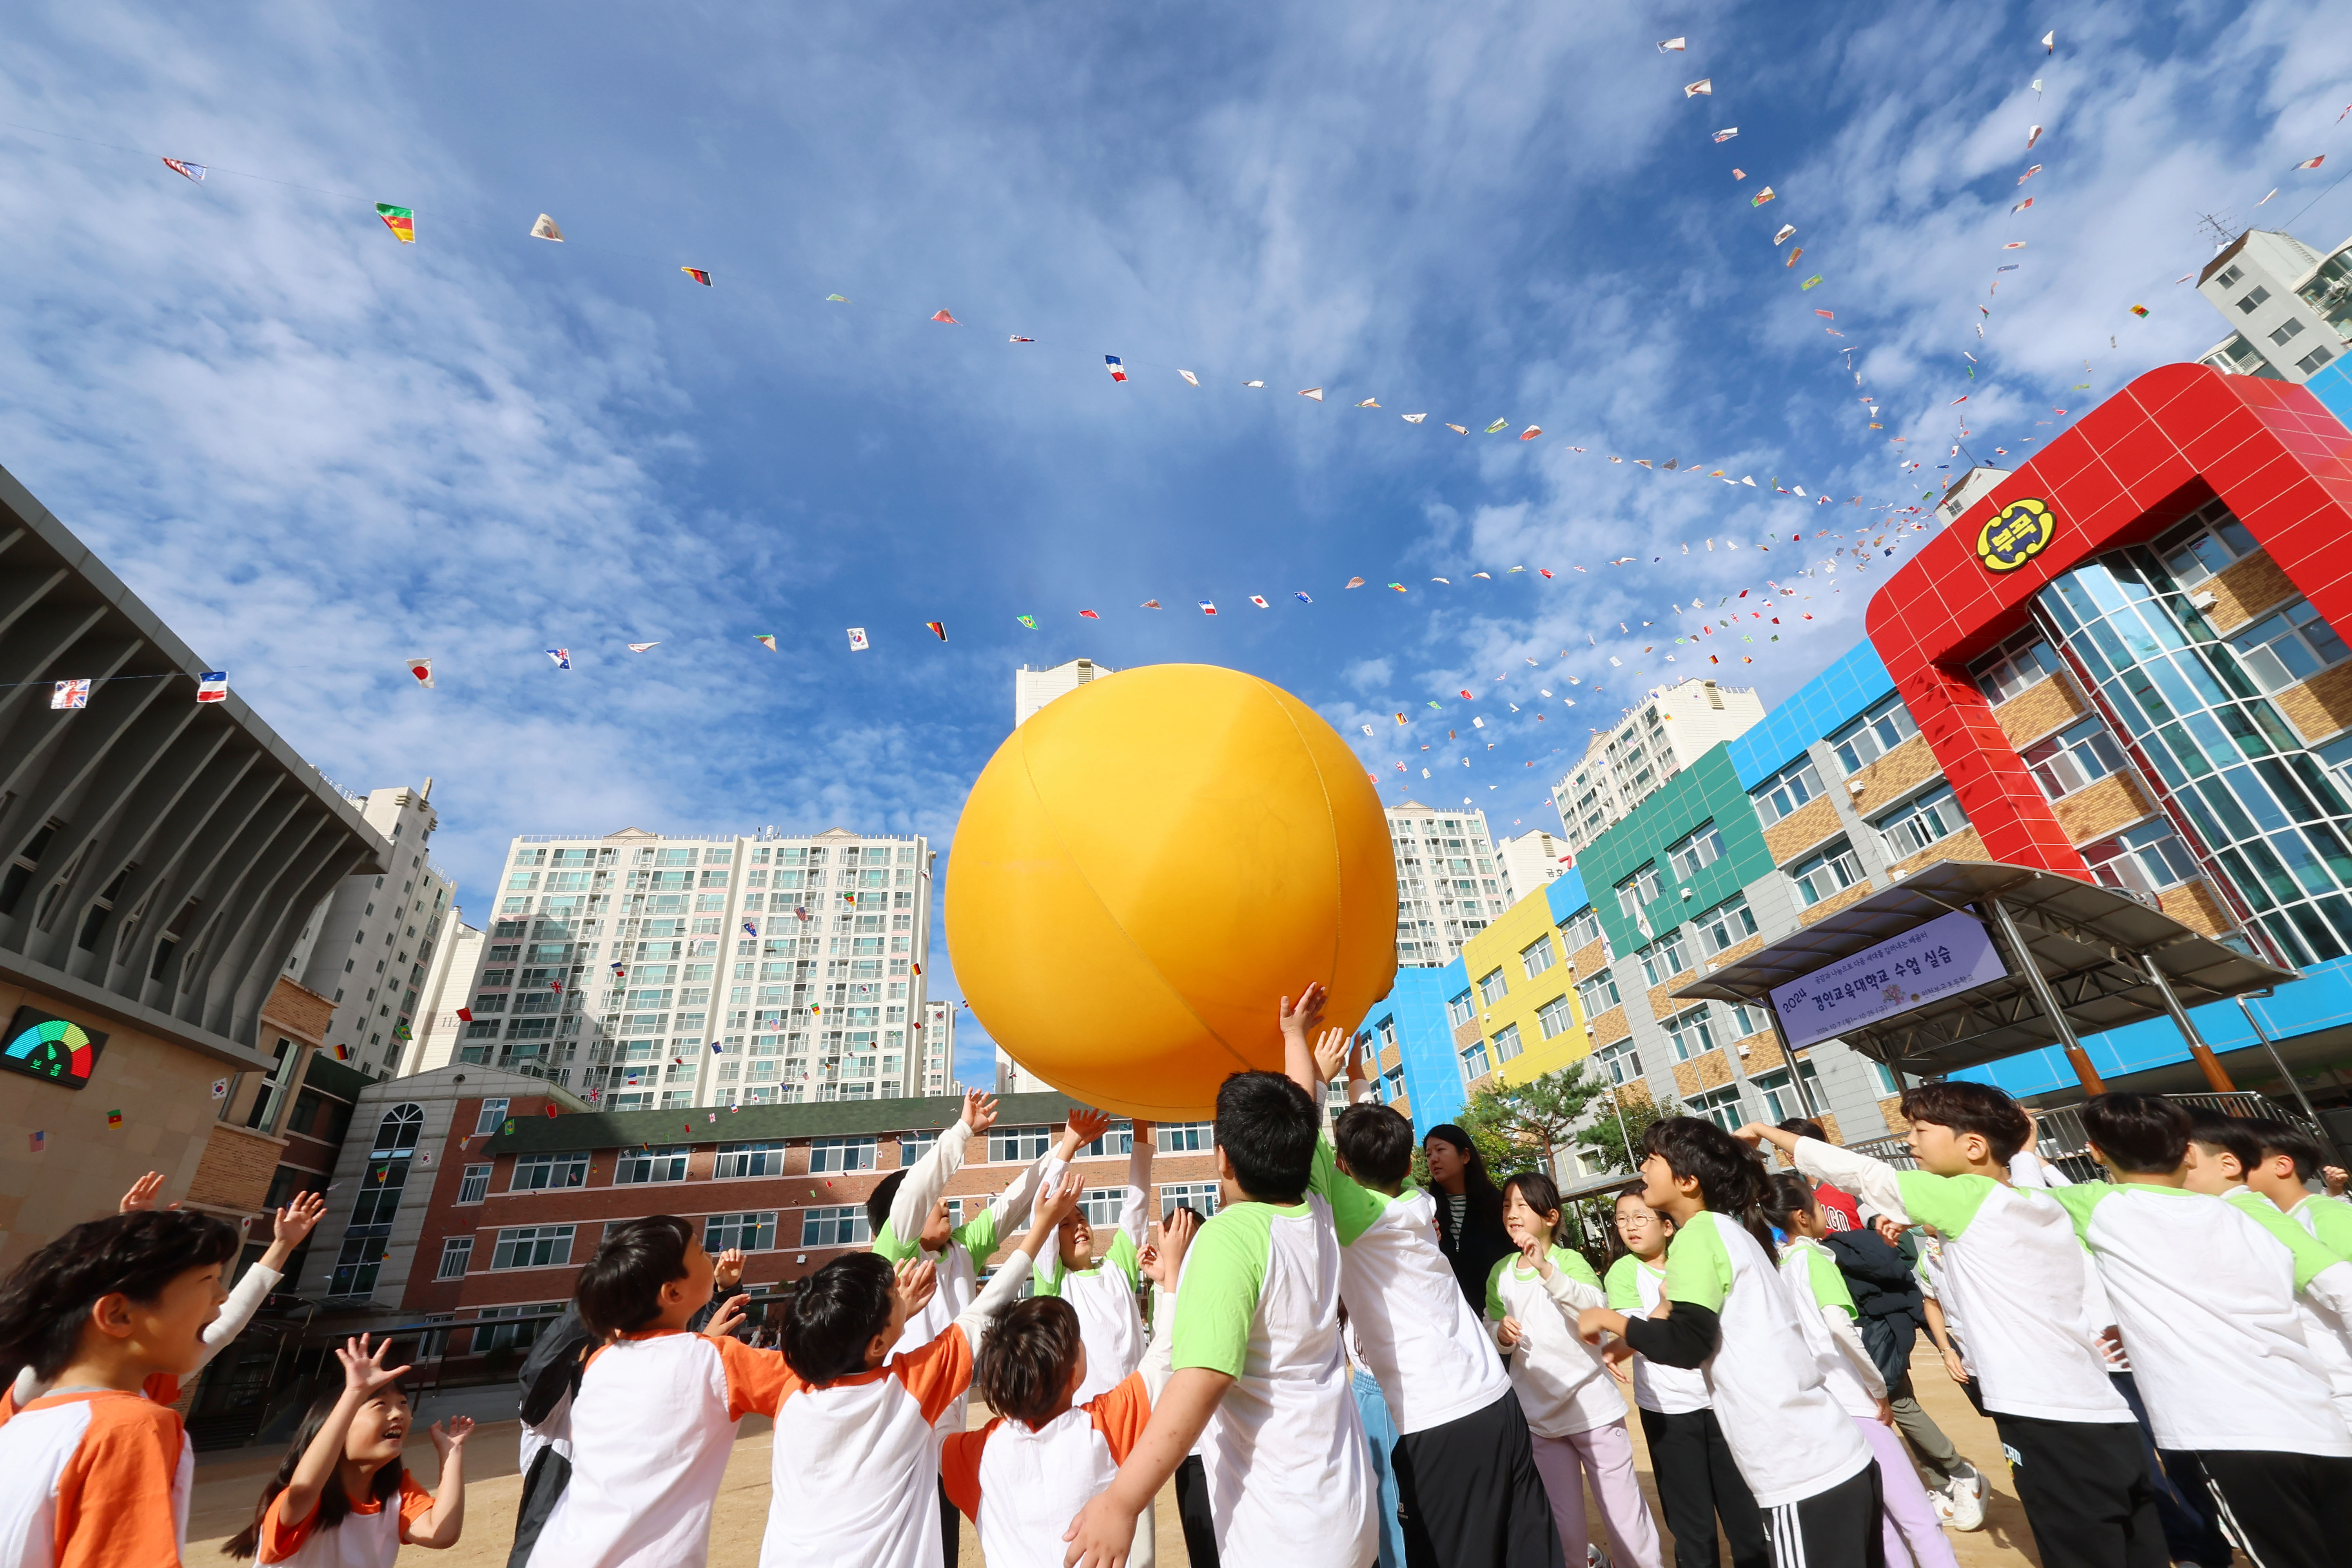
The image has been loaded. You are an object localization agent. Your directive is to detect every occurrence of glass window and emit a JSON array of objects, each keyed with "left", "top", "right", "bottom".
[
  {"left": 1751, "top": 757, "right": 1825, "bottom": 826},
  {"left": 896, "top": 1130, "right": 938, "bottom": 1167},
  {"left": 1972, "top": 629, "right": 2061, "bottom": 703},
  {"left": 1536, "top": 995, "right": 1575, "bottom": 1038},
  {"left": 1614, "top": 864, "right": 1664, "bottom": 921},
  {"left": 799, "top": 1206, "right": 870, "bottom": 1247},
  {"left": 807, "top": 1137, "right": 877, "bottom": 1173},
  {"left": 1595, "top": 1038, "right": 1641, "bottom": 1085},
  {"left": 1077, "top": 1187, "right": 1126, "bottom": 1228},
  {"left": 1157, "top": 1122, "right": 1212, "bottom": 1153},
  {"left": 1577, "top": 969, "right": 1621, "bottom": 1016},
  {"left": 1692, "top": 895, "right": 1759, "bottom": 956},
  {"left": 713, "top": 1141, "right": 786, "bottom": 1178},
  {"left": 2152, "top": 498, "right": 2258, "bottom": 588},
  {"left": 2022, "top": 715, "right": 2129, "bottom": 799},
  {"left": 1477, "top": 969, "right": 1508, "bottom": 1006},
  {"left": 1873, "top": 784, "right": 1970, "bottom": 858},
  {"left": 1668, "top": 823, "right": 1726, "bottom": 882},
  {"left": 1691, "top": 1083, "right": 1746, "bottom": 1132},
  {"left": 703, "top": 1212, "right": 779, "bottom": 1252},
  {"left": 1729, "top": 1001, "right": 1771, "bottom": 1039},
  {"left": 1459, "top": 1039, "right": 1491, "bottom": 1081},
  {"left": 1749, "top": 1062, "right": 1824, "bottom": 1123},
  {"left": 509, "top": 1152, "right": 588, "bottom": 1192},
  {"left": 1663, "top": 1005, "right": 1718, "bottom": 1062},
  {"left": 1446, "top": 991, "right": 1474, "bottom": 1028},
  {"left": 1558, "top": 907, "right": 1603, "bottom": 951},
  {"left": 456, "top": 1164, "right": 491, "bottom": 1205},
  {"left": 1790, "top": 838, "right": 1866, "bottom": 906},
  {"left": 1829, "top": 696, "right": 1918, "bottom": 774},
  {"left": 1491, "top": 1023, "right": 1523, "bottom": 1063},
  {"left": 2081, "top": 819, "right": 2203, "bottom": 895},
  {"left": 1638, "top": 931, "right": 1691, "bottom": 986},
  {"left": 490, "top": 1224, "right": 576, "bottom": 1270},
  {"left": 614, "top": 1145, "right": 689, "bottom": 1184},
  {"left": 474, "top": 1098, "right": 510, "bottom": 1135},
  {"left": 2228, "top": 598, "right": 2350, "bottom": 693},
  {"left": 1521, "top": 936, "right": 1557, "bottom": 979},
  {"left": 1159, "top": 1182, "right": 1221, "bottom": 1220},
  {"left": 431, "top": 1237, "right": 472, "bottom": 1280},
  {"left": 988, "top": 1125, "right": 1053, "bottom": 1163},
  {"left": 1083, "top": 1120, "right": 1135, "bottom": 1158}
]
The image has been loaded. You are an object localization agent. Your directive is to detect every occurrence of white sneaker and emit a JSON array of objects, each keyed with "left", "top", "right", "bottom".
[{"left": 1939, "top": 1472, "right": 1986, "bottom": 1532}]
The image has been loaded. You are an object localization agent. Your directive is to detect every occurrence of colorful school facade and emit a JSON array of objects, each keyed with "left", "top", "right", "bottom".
[{"left": 1368, "top": 360, "right": 2352, "bottom": 1151}]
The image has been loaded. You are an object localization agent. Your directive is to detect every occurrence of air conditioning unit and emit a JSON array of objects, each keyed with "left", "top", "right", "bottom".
[{"left": 1847, "top": 779, "right": 1866, "bottom": 795}]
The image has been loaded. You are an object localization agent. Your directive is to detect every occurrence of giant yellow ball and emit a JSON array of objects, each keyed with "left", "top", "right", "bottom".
[{"left": 946, "top": 664, "right": 1399, "bottom": 1120}]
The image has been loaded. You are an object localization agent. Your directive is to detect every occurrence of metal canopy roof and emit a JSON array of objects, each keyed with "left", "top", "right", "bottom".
[{"left": 1671, "top": 859, "right": 2295, "bottom": 1078}]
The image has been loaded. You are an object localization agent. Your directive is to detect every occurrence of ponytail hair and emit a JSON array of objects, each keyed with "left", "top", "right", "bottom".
[
  {"left": 1760, "top": 1172, "right": 1819, "bottom": 1236},
  {"left": 222, "top": 1387, "right": 405, "bottom": 1557},
  {"left": 0, "top": 1210, "right": 239, "bottom": 1387},
  {"left": 1639, "top": 1117, "right": 1776, "bottom": 1255}
]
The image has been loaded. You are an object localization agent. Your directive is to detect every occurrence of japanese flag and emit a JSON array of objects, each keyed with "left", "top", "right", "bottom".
[{"left": 407, "top": 657, "right": 434, "bottom": 688}]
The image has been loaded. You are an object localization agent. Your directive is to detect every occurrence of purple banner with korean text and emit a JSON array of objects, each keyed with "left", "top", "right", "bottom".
[{"left": 1768, "top": 909, "right": 2007, "bottom": 1049}]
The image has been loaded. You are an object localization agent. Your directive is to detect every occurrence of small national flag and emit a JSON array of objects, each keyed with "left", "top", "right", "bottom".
[
  {"left": 931, "top": 309, "right": 958, "bottom": 323},
  {"left": 1295, "top": 591, "right": 1313, "bottom": 603},
  {"left": 545, "top": 1104, "right": 559, "bottom": 1118},
  {"left": 1713, "top": 127, "right": 1739, "bottom": 143},
  {"left": 2298, "top": 155, "right": 2326, "bottom": 171},
  {"left": 1684, "top": 78, "right": 1712, "bottom": 96},
  {"left": 27, "top": 1131, "right": 42, "bottom": 1153},
  {"left": 2042, "top": 29, "right": 2054, "bottom": 51},
  {"left": 628, "top": 641, "right": 660, "bottom": 652},
  {"left": 925, "top": 621, "right": 947, "bottom": 640},
  {"left": 332, "top": 1044, "right": 351, "bottom": 1060},
  {"left": 1801, "top": 275, "right": 1824, "bottom": 290},
  {"left": 1520, "top": 426, "right": 1542, "bottom": 440},
  {"left": 911, "top": 961, "right": 922, "bottom": 976},
  {"left": 1951, "top": 395, "right": 1969, "bottom": 405},
  {"left": 107, "top": 1110, "right": 123, "bottom": 1129},
  {"left": 682, "top": 267, "right": 713, "bottom": 285},
  {"left": 1079, "top": 609, "right": 1100, "bottom": 619},
  {"left": 2011, "top": 196, "right": 2034, "bottom": 214},
  {"left": 530, "top": 213, "right": 564, "bottom": 241},
  {"left": 1485, "top": 418, "right": 1510, "bottom": 433},
  {"left": 2003, "top": 241, "right": 2026, "bottom": 250},
  {"left": 2131, "top": 305, "right": 2149, "bottom": 318},
  {"left": 1816, "top": 309, "right": 1835, "bottom": 319},
  {"left": 1008, "top": 334, "right": 1033, "bottom": 342},
  {"left": 1299, "top": 387, "right": 1325, "bottom": 401},
  {"left": 755, "top": 635, "right": 777, "bottom": 651},
  {"left": 51, "top": 679, "right": 91, "bottom": 710},
  {"left": 1105, "top": 356, "right": 1128, "bottom": 382},
  {"left": 744, "top": 922, "right": 757, "bottom": 937},
  {"left": 162, "top": 157, "right": 205, "bottom": 182},
  {"left": 1250, "top": 595, "right": 1270, "bottom": 608},
  {"left": 1018, "top": 615, "right": 1038, "bottom": 629},
  {"left": 1244, "top": 380, "right": 1264, "bottom": 388},
  {"left": 376, "top": 203, "right": 415, "bottom": 242},
  {"left": 1787, "top": 247, "right": 1803, "bottom": 267},
  {"left": 1389, "top": 582, "right": 1407, "bottom": 593},
  {"left": 1657, "top": 36, "right": 1686, "bottom": 51},
  {"left": 827, "top": 293, "right": 849, "bottom": 302},
  {"left": 546, "top": 648, "right": 571, "bottom": 669},
  {"left": 457, "top": 1007, "right": 474, "bottom": 1022},
  {"left": 1403, "top": 412, "right": 1427, "bottom": 423},
  {"left": 210, "top": 1078, "right": 227, "bottom": 1100},
  {"left": 1751, "top": 187, "right": 1776, "bottom": 207},
  {"left": 1355, "top": 397, "right": 1379, "bottom": 408},
  {"left": 1179, "top": 369, "right": 1200, "bottom": 385},
  {"left": 846, "top": 627, "right": 869, "bottom": 652},
  {"left": 1347, "top": 577, "right": 1366, "bottom": 588},
  {"left": 407, "top": 657, "right": 434, "bottom": 687},
  {"left": 2019, "top": 165, "right": 2042, "bottom": 183},
  {"left": 2025, "top": 125, "right": 2043, "bottom": 149},
  {"left": 1140, "top": 599, "right": 1161, "bottom": 609},
  {"left": 1773, "top": 223, "right": 1796, "bottom": 245},
  {"left": 1199, "top": 601, "right": 1218, "bottom": 615},
  {"left": 196, "top": 671, "right": 228, "bottom": 704}
]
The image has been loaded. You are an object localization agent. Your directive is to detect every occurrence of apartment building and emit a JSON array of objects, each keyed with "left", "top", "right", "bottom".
[
  {"left": 1550, "top": 679, "right": 1766, "bottom": 855},
  {"left": 1387, "top": 802, "right": 1511, "bottom": 967},
  {"left": 462, "top": 825, "right": 933, "bottom": 1110},
  {"left": 1016, "top": 658, "right": 1118, "bottom": 727},
  {"left": 920, "top": 998, "right": 956, "bottom": 1096},
  {"left": 2195, "top": 228, "right": 2351, "bottom": 384}
]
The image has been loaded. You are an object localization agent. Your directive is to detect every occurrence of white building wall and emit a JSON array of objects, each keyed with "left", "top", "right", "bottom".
[
  {"left": 995, "top": 1044, "right": 1051, "bottom": 1095},
  {"left": 1015, "top": 658, "right": 1117, "bottom": 727},
  {"left": 1551, "top": 679, "right": 1765, "bottom": 854},
  {"left": 920, "top": 1000, "right": 955, "bottom": 1096},
  {"left": 1387, "top": 802, "right": 1508, "bottom": 967},
  {"left": 2194, "top": 229, "right": 2350, "bottom": 384},
  {"left": 1496, "top": 831, "right": 1572, "bottom": 904},
  {"left": 401, "top": 919, "right": 485, "bottom": 1076}
]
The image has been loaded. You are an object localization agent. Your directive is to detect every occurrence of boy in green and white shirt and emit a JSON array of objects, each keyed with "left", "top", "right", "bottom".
[{"left": 1033, "top": 1120, "right": 1155, "bottom": 1405}]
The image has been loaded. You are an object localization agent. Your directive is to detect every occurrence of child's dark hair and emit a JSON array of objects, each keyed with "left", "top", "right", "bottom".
[
  {"left": 1777, "top": 1117, "right": 1828, "bottom": 1143},
  {"left": 2080, "top": 1093, "right": 2190, "bottom": 1175},
  {"left": 1424, "top": 1124, "right": 1506, "bottom": 1227},
  {"left": 575, "top": 1215, "right": 695, "bottom": 1338},
  {"left": 1334, "top": 1104, "right": 1414, "bottom": 1188},
  {"left": 1214, "top": 1071, "right": 1318, "bottom": 1203},
  {"left": 783, "top": 1252, "right": 896, "bottom": 1383},
  {"left": 1898, "top": 1081, "right": 2032, "bottom": 1165},
  {"left": 866, "top": 1169, "right": 910, "bottom": 1242},
  {"left": 1641, "top": 1116, "right": 1775, "bottom": 1252},
  {"left": 975, "top": 1296, "right": 1082, "bottom": 1427},
  {"left": 2244, "top": 1118, "right": 2327, "bottom": 1183},
  {"left": 221, "top": 1385, "right": 405, "bottom": 1557},
  {"left": 1500, "top": 1171, "right": 1562, "bottom": 1241},
  {"left": 1760, "top": 1172, "right": 1819, "bottom": 1234},
  {"left": 2185, "top": 1111, "right": 2260, "bottom": 1177},
  {"left": 0, "top": 1209, "right": 239, "bottom": 1385}
]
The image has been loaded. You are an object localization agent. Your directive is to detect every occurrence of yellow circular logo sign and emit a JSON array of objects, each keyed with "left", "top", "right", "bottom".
[{"left": 1977, "top": 497, "right": 2056, "bottom": 572}]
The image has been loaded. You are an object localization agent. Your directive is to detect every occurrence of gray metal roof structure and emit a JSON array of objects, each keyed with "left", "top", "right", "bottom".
[
  {"left": 0, "top": 461, "right": 387, "bottom": 1068},
  {"left": 1672, "top": 859, "right": 2294, "bottom": 1078}
]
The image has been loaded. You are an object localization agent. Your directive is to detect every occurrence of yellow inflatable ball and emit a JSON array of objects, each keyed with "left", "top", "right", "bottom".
[{"left": 946, "top": 664, "right": 1399, "bottom": 1121}]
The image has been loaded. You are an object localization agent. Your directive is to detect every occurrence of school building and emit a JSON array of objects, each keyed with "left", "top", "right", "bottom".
[{"left": 1369, "top": 358, "right": 2352, "bottom": 1154}]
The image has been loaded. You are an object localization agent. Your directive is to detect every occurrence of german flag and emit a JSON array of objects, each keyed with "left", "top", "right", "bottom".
[
  {"left": 376, "top": 203, "right": 415, "bottom": 243},
  {"left": 682, "top": 267, "right": 713, "bottom": 286}
]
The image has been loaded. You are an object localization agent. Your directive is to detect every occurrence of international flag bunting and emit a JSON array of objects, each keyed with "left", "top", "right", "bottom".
[
  {"left": 755, "top": 635, "right": 777, "bottom": 651},
  {"left": 1179, "top": 370, "right": 1199, "bottom": 386},
  {"left": 27, "top": 1131, "right": 42, "bottom": 1154},
  {"left": 333, "top": 1044, "right": 351, "bottom": 1060},
  {"left": 51, "top": 679, "right": 90, "bottom": 710},
  {"left": 628, "top": 642, "right": 659, "bottom": 652},
  {"left": 546, "top": 1104, "right": 560, "bottom": 1118},
  {"left": 1079, "top": 609, "right": 1100, "bottom": 619},
  {"left": 1017, "top": 615, "right": 1038, "bottom": 629},
  {"left": 1105, "top": 356, "right": 1128, "bottom": 382},
  {"left": 1295, "top": 592, "right": 1313, "bottom": 603},
  {"left": 1519, "top": 426, "right": 1541, "bottom": 440},
  {"left": 196, "top": 671, "right": 228, "bottom": 704},
  {"left": 1657, "top": 37, "right": 1686, "bottom": 51},
  {"left": 931, "top": 309, "right": 958, "bottom": 323},
  {"left": 457, "top": 1007, "right": 474, "bottom": 1022},
  {"left": 925, "top": 621, "right": 947, "bottom": 640},
  {"left": 911, "top": 961, "right": 922, "bottom": 976},
  {"left": 1684, "top": 79, "right": 1712, "bottom": 96},
  {"left": 1389, "top": 583, "right": 1407, "bottom": 592},
  {"left": 1751, "top": 187, "right": 1776, "bottom": 207},
  {"left": 2299, "top": 155, "right": 2327, "bottom": 171},
  {"left": 107, "top": 1111, "right": 122, "bottom": 1129},
  {"left": 2026, "top": 125, "right": 2043, "bottom": 149},
  {"left": 1485, "top": 418, "right": 1510, "bottom": 433},
  {"left": 827, "top": 294, "right": 849, "bottom": 302},
  {"left": 407, "top": 657, "right": 434, "bottom": 687},
  {"left": 1299, "top": 387, "right": 1324, "bottom": 401},
  {"left": 1009, "top": 334, "right": 1033, "bottom": 342},
  {"left": 376, "top": 203, "right": 415, "bottom": 242},
  {"left": 682, "top": 267, "right": 713, "bottom": 285},
  {"left": 2011, "top": 196, "right": 2034, "bottom": 214},
  {"left": 530, "top": 213, "right": 565, "bottom": 241},
  {"left": 1199, "top": 601, "right": 1218, "bottom": 615},
  {"left": 743, "top": 922, "right": 758, "bottom": 936},
  {"left": 1250, "top": 595, "right": 1270, "bottom": 608},
  {"left": 1801, "top": 275, "right": 1824, "bottom": 290},
  {"left": 546, "top": 648, "right": 571, "bottom": 669},
  {"left": 2131, "top": 305, "right": 2150, "bottom": 318},
  {"left": 1140, "top": 599, "right": 1162, "bottom": 609},
  {"left": 1713, "top": 128, "right": 1739, "bottom": 143},
  {"left": 846, "top": 628, "right": 869, "bottom": 652},
  {"left": 162, "top": 157, "right": 205, "bottom": 182}
]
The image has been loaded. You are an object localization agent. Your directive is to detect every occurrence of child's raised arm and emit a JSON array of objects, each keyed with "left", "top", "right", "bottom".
[
  {"left": 404, "top": 1415, "right": 475, "bottom": 1548},
  {"left": 1279, "top": 983, "right": 1330, "bottom": 1100},
  {"left": 1116, "top": 1123, "right": 1154, "bottom": 1261},
  {"left": 958, "top": 1174, "right": 1084, "bottom": 1341},
  {"left": 889, "top": 1089, "right": 995, "bottom": 1249},
  {"left": 279, "top": 1336, "right": 412, "bottom": 1531}
]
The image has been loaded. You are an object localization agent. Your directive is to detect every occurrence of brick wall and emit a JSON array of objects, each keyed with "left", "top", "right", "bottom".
[
  {"left": 2274, "top": 661, "right": 2352, "bottom": 746},
  {"left": 187, "top": 1123, "right": 284, "bottom": 1212}
]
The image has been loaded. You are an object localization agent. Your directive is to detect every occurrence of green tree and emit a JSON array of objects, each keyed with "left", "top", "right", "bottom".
[
  {"left": 1575, "top": 1087, "right": 1686, "bottom": 1176},
  {"left": 1457, "top": 1062, "right": 1610, "bottom": 1181}
]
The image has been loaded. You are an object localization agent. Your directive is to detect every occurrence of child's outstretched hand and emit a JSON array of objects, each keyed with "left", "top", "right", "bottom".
[
  {"left": 1034, "top": 1171, "right": 1084, "bottom": 1232},
  {"left": 2328, "top": 1165, "right": 2349, "bottom": 1198},
  {"left": 1311, "top": 1027, "right": 1352, "bottom": 1085},
  {"left": 703, "top": 1295, "right": 750, "bottom": 1342},
  {"left": 714, "top": 1247, "right": 746, "bottom": 1289},
  {"left": 337, "top": 1334, "right": 412, "bottom": 1399},
  {"left": 428, "top": 1416, "right": 474, "bottom": 1456},
  {"left": 962, "top": 1088, "right": 1001, "bottom": 1136},
  {"left": 117, "top": 1172, "right": 170, "bottom": 1213},
  {"left": 1142, "top": 1205, "right": 1200, "bottom": 1289},
  {"left": 1517, "top": 1232, "right": 1556, "bottom": 1281},
  {"left": 275, "top": 1191, "right": 327, "bottom": 1244},
  {"left": 893, "top": 1257, "right": 939, "bottom": 1319},
  {"left": 1278, "top": 983, "right": 1329, "bottom": 1045},
  {"left": 1067, "top": 1107, "right": 1113, "bottom": 1147}
]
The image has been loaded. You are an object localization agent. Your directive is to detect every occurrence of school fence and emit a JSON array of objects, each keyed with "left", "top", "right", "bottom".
[{"left": 1845, "top": 1089, "right": 2329, "bottom": 1180}]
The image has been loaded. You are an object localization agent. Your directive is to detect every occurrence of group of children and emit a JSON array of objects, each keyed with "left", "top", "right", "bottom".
[{"left": 9, "top": 1012, "right": 2352, "bottom": 1568}]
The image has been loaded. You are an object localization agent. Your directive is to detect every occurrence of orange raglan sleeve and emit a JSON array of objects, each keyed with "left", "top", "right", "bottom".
[
  {"left": 1086, "top": 1372, "right": 1153, "bottom": 1464},
  {"left": 398, "top": 1472, "right": 439, "bottom": 1532},
  {"left": 715, "top": 1334, "right": 800, "bottom": 1421},
  {"left": 55, "top": 1399, "right": 194, "bottom": 1568},
  {"left": 939, "top": 1422, "right": 996, "bottom": 1523},
  {"left": 254, "top": 1488, "right": 321, "bottom": 1564},
  {"left": 895, "top": 1321, "right": 977, "bottom": 1427}
]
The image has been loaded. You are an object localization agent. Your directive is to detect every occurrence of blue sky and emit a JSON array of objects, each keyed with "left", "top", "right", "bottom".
[{"left": 3, "top": 0, "right": 2348, "bottom": 1087}]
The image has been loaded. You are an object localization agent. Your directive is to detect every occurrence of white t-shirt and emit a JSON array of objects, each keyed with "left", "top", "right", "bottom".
[
  {"left": 1309, "top": 1139, "right": 1509, "bottom": 1434},
  {"left": 1657, "top": 1210, "right": 1872, "bottom": 1508},
  {"left": 1034, "top": 1143, "right": 1152, "bottom": 1405},
  {"left": 1171, "top": 1194, "right": 1378, "bottom": 1567},
  {"left": 0, "top": 1383, "right": 195, "bottom": 1568},
  {"left": 2047, "top": 1181, "right": 2352, "bottom": 1455},
  {"left": 1775, "top": 1238, "right": 1886, "bottom": 1421},
  {"left": 942, "top": 1373, "right": 1152, "bottom": 1568},
  {"left": 1604, "top": 1254, "right": 1710, "bottom": 1415},
  {"left": 2223, "top": 1187, "right": 2352, "bottom": 1426},
  {"left": 1797, "top": 1137, "right": 2131, "bottom": 1425},
  {"left": 1486, "top": 1245, "right": 1624, "bottom": 1437}
]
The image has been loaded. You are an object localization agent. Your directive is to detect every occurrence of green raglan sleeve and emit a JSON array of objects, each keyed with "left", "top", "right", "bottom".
[
  {"left": 1485, "top": 1255, "right": 1512, "bottom": 1323},
  {"left": 1604, "top": 1254, "right": 1646, "bottom": 1311},
  {"left": 952, "top": 1201, "right": 1002, "bottom": 1263},
  {"left": 1892, "top": 1171, "right": 2002, "bottom": 1239},
  {"left": 2041, "top": 1180, "right": 2115, "bottom": 1246},
  {"left": 2230, "top": 1194, "right": 2349, "bottom": 1295},
  {"left": 2303, "top": 1197, "right": 2352, "bottom": 1262},
  {"left": 1170, "top": 1207, "right": 1272, "bottom": 1377},
  {"left": 1105, "top": 1228, "right": 1142, "bottom": 1288},
  {"left": 1029, "top": 1252, "right": 1065, "bottom": 1298},
  {"left": 1804, "top": 1246, "right": 1857, "bottom": 1316},
  {"left": 872, "top": 1218, "right": 918, "bottom": 1264},
  {"left": 1662, "top": 1215, "right": 1733, "bottom": 1312},
  {"left": 1555, "top": 1247, "right": 1603, "bottom": 1291},
  {"left": 1308, "top": 1135, "right": 1390, "bottom": 1247}
]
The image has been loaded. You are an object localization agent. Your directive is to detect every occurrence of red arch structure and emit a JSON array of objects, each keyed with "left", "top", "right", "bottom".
[{"left": 1865, "top": 363, "right": 2352, "bottom": 879}]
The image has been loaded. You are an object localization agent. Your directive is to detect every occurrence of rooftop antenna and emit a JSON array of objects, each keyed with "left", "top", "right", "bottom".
[{"left": 2195, "top": 211, "right": 2236, "bottom": 252}]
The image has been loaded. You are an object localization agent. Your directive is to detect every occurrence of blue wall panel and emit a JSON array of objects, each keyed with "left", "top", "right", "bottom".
[{"left": 1724, "top": 641, "right": 1897, "bottom": 789}]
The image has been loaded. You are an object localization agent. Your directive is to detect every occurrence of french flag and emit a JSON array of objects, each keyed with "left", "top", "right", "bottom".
[
  {"left": 1105, "top": 356, "right": 1128, "bottom": 383},
  {"left": 196, "top": 671, "right": 228, "bottom": 704}
]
